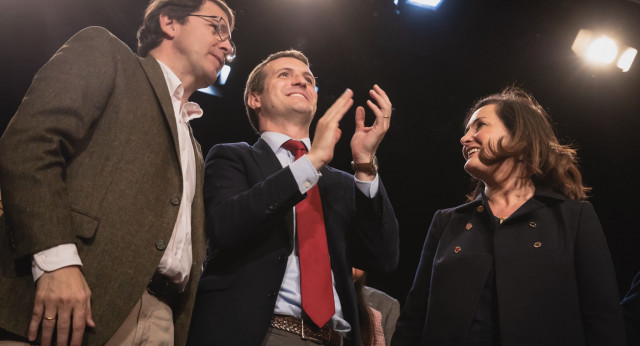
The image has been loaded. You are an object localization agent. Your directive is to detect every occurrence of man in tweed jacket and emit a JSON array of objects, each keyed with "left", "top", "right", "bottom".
[{"left": 0, "top": 0, "right": 234, "bottom": 344}]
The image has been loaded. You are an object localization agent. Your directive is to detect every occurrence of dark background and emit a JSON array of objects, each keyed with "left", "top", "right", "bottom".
[{"left": 2, "top": 0, "right": 640, "bottom": 306}]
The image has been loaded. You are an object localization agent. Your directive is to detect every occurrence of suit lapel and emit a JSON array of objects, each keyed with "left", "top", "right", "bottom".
[
  {"left": 251, "top": 138, "right": 296, "bottom": 247},
  {"left": 250, "top": 138, "right": 284, "bottom": 178},
  {"left": 138, "top": 55, "right": 182, "bottom": 163}
]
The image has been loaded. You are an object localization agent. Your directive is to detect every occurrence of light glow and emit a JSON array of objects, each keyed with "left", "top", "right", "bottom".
[
  {"left": 584, "top": 36, "right": 618, "bottom": 64},
  {"left": 197, "top": 85, "right": 222, "bottom": 97},
  {"left": 218, "top": 65, "right": 231, "bottom": 85},
  {"left": 407, "top": 0, "right": 444, "bottom": 9},
  {"left": 617, "top": 47, "right": 637, "bottom": 72}
]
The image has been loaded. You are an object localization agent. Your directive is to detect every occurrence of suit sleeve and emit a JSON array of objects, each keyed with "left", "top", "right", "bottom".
[
  {"left": 203, "top": 143, "right": 306, "bottom": 249},
  {"left": 350, "top": 178, "right": 400, "bottom": 273},
  {"left": 0, "top": 27, "right": 118, "bottom": 258},
  {"left": 392, "top": 210, "right": 444, "bottom": 346},
  {"left": 573, "top": 201, "right": 627, "bottom": 345}
]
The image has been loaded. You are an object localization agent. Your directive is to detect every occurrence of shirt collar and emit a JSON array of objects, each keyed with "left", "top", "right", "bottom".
[
  {"left": 155, "top": 59, "right": 203, "bottom": 122},
  {"left": 261, "top": 132, "right": 311, "bottom": 153}
]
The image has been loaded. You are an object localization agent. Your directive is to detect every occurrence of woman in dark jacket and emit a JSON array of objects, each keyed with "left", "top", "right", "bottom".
[{"left": 392, "top": 87, "right": 626, "bottom": 346}]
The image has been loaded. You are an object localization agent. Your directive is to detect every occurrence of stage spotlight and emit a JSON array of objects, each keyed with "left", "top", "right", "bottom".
[
  {"left": 617, "top": 47, "right": 638, "bottom": 73},
  {"left": 572, "top": 29, "right": 637, "bottom": 72},
  {"left": 406, "top": 0, "right": 444, "bottom": 9},
  {"left": 584, "top": 35, "right": 618, "bottom": 64}
]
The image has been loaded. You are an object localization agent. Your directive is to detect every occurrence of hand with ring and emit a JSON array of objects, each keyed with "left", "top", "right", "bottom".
[{"left": 29, "top": 266, "right": 94, "bottom": 346}]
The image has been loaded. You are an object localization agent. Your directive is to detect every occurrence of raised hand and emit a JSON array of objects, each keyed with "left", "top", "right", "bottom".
[
  {"left": 307, "top": 88, "right": 354, "bottom": 170},
  {"left": 350, "top": 84, "right": 392, "bottom": 164}
]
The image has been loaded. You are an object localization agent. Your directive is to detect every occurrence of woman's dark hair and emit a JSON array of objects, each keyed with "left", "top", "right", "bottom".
[{"left": 464, "top": 86, "right": 590, "bottom": 201}]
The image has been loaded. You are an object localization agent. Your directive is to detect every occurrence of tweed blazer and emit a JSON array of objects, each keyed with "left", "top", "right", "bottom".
[
  {"left": 392, "top": 189, "right": 626, "bottom": 346},
  {"left": 187, "top": 138, "right": 400, "bottom": 345},
  {"left": 363, "top": 286, "right": 401, "bottom": 346},
  {"left": 0, "top": 27, "right": 205, "bottom": 346}
]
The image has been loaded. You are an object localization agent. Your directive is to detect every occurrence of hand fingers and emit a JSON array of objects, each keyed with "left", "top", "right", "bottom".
[
  {"left": 85, "top": 291, "right": 95, "bottom": 328},
  {"left": 368, "top": 84, "right": 392, "bottom": 119},
  {"left": 354, "top": 106, "right": 365, "bottom": 130},
  {"left": 69, "top": 308, "right": 86, "bottom": 346},
  {"left": 323, "top": 88, "right": 354, "bottom": 122},
  {"left": 69, "top": 285, "right": 93, "bottom": 346},
  {"left": 28, "top": 300, "right": 44, "bottom": 342},
  {"left": 39, "top": 308, "right": 57, "bottom": 346},
  {"left": 29, "top": 267, "right": 94, "bottom": 346},
  {"left": 56, "top": 308, "right": 71, "bottom": 346}
]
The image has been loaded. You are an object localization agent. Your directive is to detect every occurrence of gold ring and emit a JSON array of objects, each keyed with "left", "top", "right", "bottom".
[
  {"left": 43, "top": 316, "right": 56, "bottom": 320},
  {"left": 383, "top": 115, "right": 390, "bottom": 118}
]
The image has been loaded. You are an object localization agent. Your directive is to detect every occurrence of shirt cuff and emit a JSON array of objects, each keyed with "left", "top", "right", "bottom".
[
  {"left": 355, "top": 174, "right": 380, "bottom": 198},
  {"left": 289, "top": 154, "right": 321, "bottom": 194},
  {"left": 32, "top": 244, "right": 83, "bottom": 281}
]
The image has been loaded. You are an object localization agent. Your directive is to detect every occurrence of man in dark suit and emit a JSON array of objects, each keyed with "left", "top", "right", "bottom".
[
  {"left": 187, "top": 50, "right": 400, "bottom": 345},
  {"left": 0, "top": 0, "right": 234, "bottom": 345}
]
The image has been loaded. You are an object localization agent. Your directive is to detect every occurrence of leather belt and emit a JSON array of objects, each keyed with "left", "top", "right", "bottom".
[
  {"left": 146, "top": 272, "right": 180, "bottom": 307},
  {"left": 270, "top": 314, "right": 343, "bottom": 346}
]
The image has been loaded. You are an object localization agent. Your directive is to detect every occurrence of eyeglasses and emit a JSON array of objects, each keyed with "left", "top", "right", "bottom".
[{"left": 187, "top": 14, "right": 236, "bottom": 63}]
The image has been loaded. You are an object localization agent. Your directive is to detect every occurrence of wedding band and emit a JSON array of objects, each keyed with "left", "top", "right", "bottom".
[
  {"left": 43, "top": 316, "right": 56, "bottom": 320},
  {"left": 383, "top": 115, "right": 390, "bottom": 118}
]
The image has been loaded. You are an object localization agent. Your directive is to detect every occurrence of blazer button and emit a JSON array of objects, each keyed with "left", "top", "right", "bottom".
[
  {"left": 476, "top": 205, "right": 484, "bottom": 213},
  {"left": 465, "top": 222, "right": 473, "bottom": 230},
  {"left": 529, "top": 221, "right": 537, "bottom": 228},
  {"left": 266, "top": 290, "right": 278, "bottom": 300},
  {"left": 268, "top": 201, "right": 279, "bottom": 211},
  {"left": 156, "top": 240, "right": 167, "bottom": 250},
  {"left": 277, "top": 255, "right": 288, "bottom": 263},
  {"left": 170, "top": 196, "right": 181, "bottom": 206}
]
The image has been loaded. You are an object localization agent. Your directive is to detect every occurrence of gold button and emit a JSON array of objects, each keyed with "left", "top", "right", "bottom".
[
  {"left": 465, "top": 223, "right": 472, "bottom": 230},
  {"left": 476, "top": 205, "right": 484, "bottom": 212},
  {"left": 533, "top": 242, "right": 542, "bottom": 248},
  {"left": 529, "top": 221, "right": 537, "bottom": 228},
  {"left": 454, "top": 246, "right": 461, "bottom": 253}
]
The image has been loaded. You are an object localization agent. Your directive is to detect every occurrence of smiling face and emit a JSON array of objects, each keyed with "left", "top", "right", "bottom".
[
  {"left": 460, "top": 104, "right": 511, "bottom": 180},
  {"left": 248, "top": 57, "right": 318, "bottom": 129},
  {"left": 170, "top": 1, "right": 234, "bottom": 88}
]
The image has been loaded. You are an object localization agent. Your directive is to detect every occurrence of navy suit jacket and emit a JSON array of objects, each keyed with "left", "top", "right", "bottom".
[{"left": 187, "top": 138, "right": 399, "bottom": 345}]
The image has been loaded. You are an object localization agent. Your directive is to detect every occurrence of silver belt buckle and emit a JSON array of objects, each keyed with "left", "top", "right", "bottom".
[{"left": 300, "top": 318, "right": 323, "bottom": 344}]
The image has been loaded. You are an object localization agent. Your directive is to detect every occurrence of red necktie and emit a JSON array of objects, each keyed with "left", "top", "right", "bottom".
[{"left": 281, "top": 139, "right": 335, "bottom": 328}]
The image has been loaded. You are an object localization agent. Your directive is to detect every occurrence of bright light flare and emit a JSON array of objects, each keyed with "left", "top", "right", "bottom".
[
  {"left": 584, "top": 36, "right": 618, "bottom": 64},
  {"left": 218, "top": 65, "right": 231, "bottom": 85},
  {"left": 407, "top": 0, "right": 444, "bottom": 9},
  {"left": 617, "top": 47, "right": 637, "bottom": 72}
]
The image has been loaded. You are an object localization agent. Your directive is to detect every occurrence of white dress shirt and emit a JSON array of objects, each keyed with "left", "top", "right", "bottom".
[{"left": 261, "top": 132, "right": 380, "bottom": 334}]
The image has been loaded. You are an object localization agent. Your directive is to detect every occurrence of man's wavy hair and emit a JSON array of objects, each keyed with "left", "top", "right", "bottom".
[
  {"left": 244, "top": 50, "right": 310, "bottom": 134},
  {"left": 464, "top": 86, "right": 590, "bottom": 201},
  {"left": 137, "top": 0, "right": 234, "bottom": 57}
]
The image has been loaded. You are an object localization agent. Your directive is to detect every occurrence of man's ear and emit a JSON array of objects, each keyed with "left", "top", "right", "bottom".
[
  {"left": 247, "top": 92, "right": 261, "bottom": 110},
  {"left": 158, "top": 13, "right": 177, "bottom": 39}
]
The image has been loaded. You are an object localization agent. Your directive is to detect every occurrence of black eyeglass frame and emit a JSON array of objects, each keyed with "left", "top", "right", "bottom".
[{"left": 187, "top": 14, "right": 236, "bottom": 63}]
